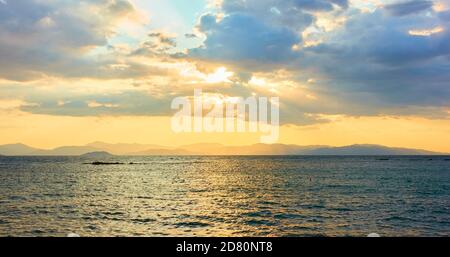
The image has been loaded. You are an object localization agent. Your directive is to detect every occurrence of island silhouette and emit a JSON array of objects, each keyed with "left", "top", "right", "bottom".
[{"left": 0, "top": 142, "right": 445, "bottom": 156}]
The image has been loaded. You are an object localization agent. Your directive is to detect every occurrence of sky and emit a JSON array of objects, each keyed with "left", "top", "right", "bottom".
[{"left": 0, "top": 0, "right": 450, "bottom": 152}]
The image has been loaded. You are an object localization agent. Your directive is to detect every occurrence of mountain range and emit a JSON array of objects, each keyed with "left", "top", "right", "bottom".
[{"left": 0, "top": 142, "right": 446, "bottom": 156}]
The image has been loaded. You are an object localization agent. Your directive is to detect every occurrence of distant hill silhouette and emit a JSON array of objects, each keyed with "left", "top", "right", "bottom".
[
  {"left": 178, "top": 143, "right": 440, "bottom": 155},
  {"left": 0, "top": 143, "right": 41, "bottom": 155},
  {"left": 80, "top": 151, "right": 115, "bottom": 158},
  {"left": 86, "top": 142, "right": 171, "bottom": 155},
  {"left": 0, "top": 142, "right": 446, "bottom": 156},
  {"left": 32, "top": 146, "right": 101, "bottom": 156},
  {"left": 130, "top": 148, "right": 193, "bottom": 156},
  {"left": 304, "top": 144, "right": 438, "bottom": 155},
  {"left": 178, "top": 143, "right": 327, "bottom": 155}
]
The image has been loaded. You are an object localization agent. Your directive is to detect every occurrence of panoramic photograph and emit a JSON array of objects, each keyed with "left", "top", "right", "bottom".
[{"left": 0, "top": 0, "right": 449, "bottom": 245}]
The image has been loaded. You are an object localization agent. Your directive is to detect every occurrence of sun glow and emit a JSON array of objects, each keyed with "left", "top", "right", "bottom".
[
  {"left": 433, "top": 1, "right": 448, "bottom": 12},
  {"left": 248, "top": 76, "right": 267, "bottom": 87},
  {"left": 204, "top": 67, "right": 233, "bottom": 84}
]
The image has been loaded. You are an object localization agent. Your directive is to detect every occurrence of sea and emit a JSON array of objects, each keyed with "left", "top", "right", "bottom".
[{"left": 0, "top": 155, "right": 449, "bottom": 237}]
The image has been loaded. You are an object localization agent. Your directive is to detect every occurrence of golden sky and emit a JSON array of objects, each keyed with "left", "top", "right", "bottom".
[{"left": 1, "top": 108, "right": 449, "bottom": 152}]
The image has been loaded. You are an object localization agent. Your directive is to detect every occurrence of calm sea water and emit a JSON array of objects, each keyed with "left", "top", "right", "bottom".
[{"left": 0, "top": 156, "right": 449, "bottom": 237}]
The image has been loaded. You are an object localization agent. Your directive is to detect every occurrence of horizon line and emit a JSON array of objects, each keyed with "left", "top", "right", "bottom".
[{"left": 0, "top": 141, "right": 448, "bottom": 155}]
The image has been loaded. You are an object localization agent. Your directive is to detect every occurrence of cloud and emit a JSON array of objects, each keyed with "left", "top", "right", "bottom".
[
  {"left": 309, "top": 7, "right": 450, "bottom": 65},
  {"left": 286, "top": 0, "right": 334, "bottom": 12},
  {"left": 329, "top": 0, "right": 349, "bottom": 9},
  {"left": 189, "top": 13, "right": 302, "bottom": 64},
  {"left": 291, "top": 0, "right": 349, "bottom": 11},
  {"left": 221, "top": 0, "right": 348, "bottom": 14},
  {"left": 148, "top": 32, "right": 177, "bottom": 47},
  {"left": 131, "top": 32, "right": 179, "bottom": 57},
  {"left": 185, "top": 33, "right": 198, "bottom": 38},
  {"left": 301, "top": 7, "right": 450, "bottom": 113},
  {"left": 20, "top": 91, "right": 173, "bottom": 117},
  {"left": 439, "top": 10, "right": 450, "bottom": 21},
  {"left": 183, "top": 1, "right": 448, "bottom": 122},
  {"left": 1, "top": 0, "right": 449, "bottom": 126},
  {"left": 384, "top": 1, "right": 433, "bottom": 16},
  {"left": 188, "top": 0, "right": 349, "bottom": 69},
  {"left": 186, "top": 0, "right": 354, "bottom": 70},
  {"left": 0, "top": 0, "right": 141, "bottom": 81}
]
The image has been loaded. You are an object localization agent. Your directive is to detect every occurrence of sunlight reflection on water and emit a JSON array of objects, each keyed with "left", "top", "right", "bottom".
[{"left": 0, "top": 156, "right": 449, "bottom": 236}]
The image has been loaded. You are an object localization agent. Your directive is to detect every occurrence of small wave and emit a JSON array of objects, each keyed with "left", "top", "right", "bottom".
[
  {"left": 85, "top": 225, "right": 98, "bottom": 230},
  {"left": 175, "top": 221, "right": 210, "bottom": 228},
  {"left": 102, "top": 211, "right": 125, "bottom": 216},
  {"left": 31, "top": 229, "right": 46, "bottom": 235},
  {"left": 273, "top": 213, "right": 305, "bottom": 219},
  {"left": 104, "top": 217, "right": 124, "bottom": 221},
  {"left": 306, "top": 217, "right": 324, "bottom": 223},
  {"left": 280, "top": 233, "right": 317, "bottom": 237},
  {"left": 291, "top": 225, "right": 320, "bottom": 233},
  {"left": 134, "top": 196, "right": 153, "bottom": 199},
  {"left": 384, "top": 216, "right": 418, "bottom": 222},
  {"left": 90, "top": 211, "right": 126, "bottom": 221},
  {"left": 325, "top": 184, "right": 354, "bottom": 189},
  {"left": 131, "top": 218, "right": 156, "bottom": 224},
  {"left": 244, "top": 210, "right": 273, "bottom": 217},
  {"left": 329, "top": 207, "right": 353, "bottom": 212},
  {"left": 190, "top": 188, "right": 209, "bottom": 193},
  {"left": 245, "top": 219, "right": 277, "bottom": 226},
  {"left": 299, "top": 203, "right": 326, "bottom": 209},
  {"left": 257, "top": 200, "right": 277, "bottom": 206},
  {"left": 152, "top": 231, "right": 170, "bottom": 236},
  {"left": 8, "top": 195, "right": 27, "bottom": 201}
]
